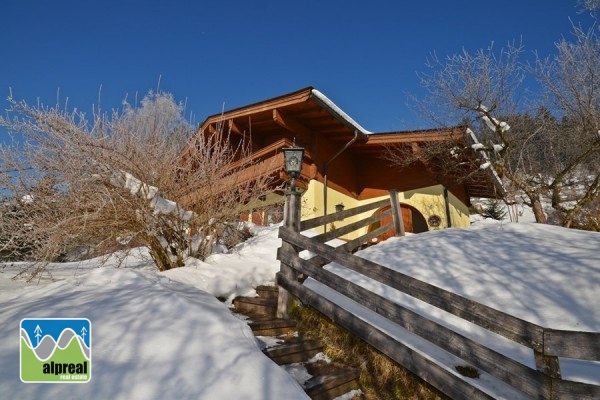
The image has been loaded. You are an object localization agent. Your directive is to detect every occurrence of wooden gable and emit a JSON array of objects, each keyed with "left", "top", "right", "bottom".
[{"left": 190, "top": 87, "right": 502, "bottom": 203}]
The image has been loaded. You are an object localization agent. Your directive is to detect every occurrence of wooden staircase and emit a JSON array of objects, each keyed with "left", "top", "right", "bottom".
[{"left": 232, "top": 285, "right": 361, "bottom": 400}]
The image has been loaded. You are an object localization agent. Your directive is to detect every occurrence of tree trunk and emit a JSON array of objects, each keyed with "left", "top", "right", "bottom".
[
  {"left": 531, "top": 197, "right": 547, "bottom": 224},
  {"left": 147, "top": 236, "right": 175, "bottom": 271}
]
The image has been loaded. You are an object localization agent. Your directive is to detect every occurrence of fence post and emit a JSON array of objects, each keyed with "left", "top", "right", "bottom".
[
  {"left": 276, "top": 190, "right": 300, "bottom": 318},
  {"left": 534, "top": 331, "right": 562, "bottom": 399},
  {"left": 389, "top": 189, "right": 405, "bottom": 237}
]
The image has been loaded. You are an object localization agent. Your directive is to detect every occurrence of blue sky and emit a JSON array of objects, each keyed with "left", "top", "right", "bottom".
[{"left": 0, "top": 0, "right": 593, "bottom": 141}]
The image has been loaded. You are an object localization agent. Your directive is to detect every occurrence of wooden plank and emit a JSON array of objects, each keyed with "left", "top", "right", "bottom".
[
  {"left": 555, "top": 379, "right": 600, "bottom": 399},
  {"left": 301, "top": 198, "right": 389, "bottom": 231},
  {"left": 300, "top": 210, "right": 344, "bottom": 231},
  {"left": 340, "top": 222, "right": 392, "bottom": 253},
  {"left": 304, "top": 368, "right": 360, "bottom": 400},
  {"left": 263, "top": 339, "right": 322, "bottom": 359},
  {"left": 280, "top": 247, "right": 547, "bottom": 399},
  {"left": 200, "top": 87, "right": 313, "bottom": 123},
  {"left": 228, "top": 119, "right": 246, "bottom": 136},
  {"left": 289, "top": 221, "right": 393, "bottom": 270},
  {"left": 310, "top": 210, "right": 391, "bottom": 244},
  {"left": 544, "top": 330, "right": 600, "bottom": 361},
  {"left": 279, "top": 227, "right": 545, "bottom": 350},
  {"left": 277, "top": 273, "right": 501, "bottom": 400}
]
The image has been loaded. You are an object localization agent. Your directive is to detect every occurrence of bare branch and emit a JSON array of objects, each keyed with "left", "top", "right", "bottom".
[{"left": 0, "top": 91, "right": 272, "bottom": 276}]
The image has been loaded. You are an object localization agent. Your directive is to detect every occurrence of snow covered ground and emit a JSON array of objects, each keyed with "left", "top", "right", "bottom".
[
  {"left": 304, "top": 218, "right": 600, "bottom": 398},
  {"left": 0, "top": 228, "right": 308, "bottom": 400},
  {"left": 1, "top": 215, "right": 599, "bottom": 399}
]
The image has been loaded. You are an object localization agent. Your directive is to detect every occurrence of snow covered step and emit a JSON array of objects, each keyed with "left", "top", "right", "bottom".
[
  {"left": 303, "top": 362, "right": 361, "bottom": 400},
  {"left": 255, "top": 285, "right": 279, "bottom": 300},
  {"left": 232, "top": 296, "right": 277, "bottom": 316},
  {"left": 263, "top": 338, "right": 323, "bottom": 365},
  {"left": 249, "top": 318, "right": 297, "bottom": 336}
]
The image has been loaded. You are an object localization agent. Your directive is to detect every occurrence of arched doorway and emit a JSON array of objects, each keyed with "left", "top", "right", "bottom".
[{"left": 368, "top": 204, "right": 428, "bottom": 242}]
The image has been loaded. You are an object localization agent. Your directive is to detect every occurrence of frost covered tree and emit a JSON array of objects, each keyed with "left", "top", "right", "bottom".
[
  {"left": 0, "top": 91, "right": 271, "bottom": 274},
  {"left": 404, "top": 8, "right": 600, "bottom": 227},
  {"left": 578, "top": 0, "right": 600, "bottom": 14}
]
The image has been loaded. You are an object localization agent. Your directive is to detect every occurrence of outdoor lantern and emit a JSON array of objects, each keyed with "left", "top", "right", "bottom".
[{"left": 282, "top": 147, "right": 304, "bottom": 180}]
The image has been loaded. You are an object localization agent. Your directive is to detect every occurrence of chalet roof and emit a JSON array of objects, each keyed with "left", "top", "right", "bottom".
[
  {"left": 195, "top": 87, "right": 504, "bottom": 199},
  {"left": 199, "top": 87, "right": 474, "bottom": 148},
  {"left": 199, "top": 87, "right": 369, "bottom": 148}
]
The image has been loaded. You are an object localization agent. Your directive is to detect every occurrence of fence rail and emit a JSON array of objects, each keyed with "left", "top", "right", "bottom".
[{"left": 276, "top": 190, "right": 600, "bottom": 400}]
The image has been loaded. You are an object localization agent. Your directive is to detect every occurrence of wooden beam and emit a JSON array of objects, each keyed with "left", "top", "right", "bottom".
[
  {"left": 228, "top": 119, "right": 261, "bottom": 151},
  {"left": 272, "top": 108, "right": 313, "bottom": 148},
  {"left": 228, "top": 119, "right": 244, "bottom": 135},
  {"left": 411, "top": 142, "right": 421, "bottom": 155},
  {"left": 363, "top": 126, "right": 466, "bottom": 145},
  {"left": 389, "top": 189, "right": 405, "bottom": 237},
  {"left": 544, "top": 330, "right": 600, "bottom": 360},
  {"left": 300, "top": 198, "right": 389, "bottom": 231},
  {"left": 201, "top": 87, "right": 313, "bottom": 125}
]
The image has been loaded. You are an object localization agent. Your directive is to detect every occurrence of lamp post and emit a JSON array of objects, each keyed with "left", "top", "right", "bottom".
[
  {"left": 281, "top": 146, "right": 304, "bottom": 231},
  {"left": 277, "top": 146, "right": 304, "bottom": 319}
]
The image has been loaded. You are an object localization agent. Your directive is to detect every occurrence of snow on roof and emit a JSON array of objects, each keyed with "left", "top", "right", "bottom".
[{"left": 311, "top": 89, "right": 373, "bottom": 135}]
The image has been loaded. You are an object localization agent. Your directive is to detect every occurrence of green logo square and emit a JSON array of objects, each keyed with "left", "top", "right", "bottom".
[{"left": 20, "top": 318, "right": 91, "bottom": 383}]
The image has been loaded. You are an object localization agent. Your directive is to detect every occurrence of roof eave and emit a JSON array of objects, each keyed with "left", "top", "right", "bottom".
[
  {"left": 199, "top": 86, "right": 315, "bottom": 129},
  {"left": 309, "top": 89, "right": 370, "bottom": 142}
]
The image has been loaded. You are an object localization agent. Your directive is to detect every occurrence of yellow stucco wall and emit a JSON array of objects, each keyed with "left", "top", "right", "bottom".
[{"left": 301, "top": 180, "right": 470, "bottom": 239}]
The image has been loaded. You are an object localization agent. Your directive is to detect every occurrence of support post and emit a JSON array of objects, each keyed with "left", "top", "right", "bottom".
[
  {"left": 443, "top": 188, "right": 452, "bottom": 228},
  {"left": 276, "top": 190, "right": 300, "bottom": 318},
  {"left": 534, "top": 332, "right": 562, "bottom": 400},
  {"left": 389, "top": 189, "right": 405, "bottom": 237}
]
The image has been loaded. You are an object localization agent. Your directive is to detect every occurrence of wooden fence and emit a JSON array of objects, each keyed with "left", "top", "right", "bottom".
[{"left": 276, "top": 190, "right": 600, "bottom": 400}]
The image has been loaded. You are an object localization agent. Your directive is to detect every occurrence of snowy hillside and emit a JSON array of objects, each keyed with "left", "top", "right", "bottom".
[{"left": 1, "top": 218, "right": 599, "bottom": 399}]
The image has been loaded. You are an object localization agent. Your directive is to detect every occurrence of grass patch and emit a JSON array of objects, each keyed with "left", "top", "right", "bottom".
[{"left": 290, "top": 303, "right": 449, "bottom": 400}]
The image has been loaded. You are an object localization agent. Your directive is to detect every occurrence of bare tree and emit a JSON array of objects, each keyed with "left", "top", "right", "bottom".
[
  {"left": 0, "top": 91, "right": 272, "bottom": 275},
  {"left": 534, "top": 24, "right": 600, "bottom": 227},
  {"left": 578, "top": 0, "right": 600, "bottom": 14},
  {"left": 405, "top": 17, "right": 600, "bottom": 226},
  {"left": 382, "top": 125, "right": 506, "bottom": 202}
]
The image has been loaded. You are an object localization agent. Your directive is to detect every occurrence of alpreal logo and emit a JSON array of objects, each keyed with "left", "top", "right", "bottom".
[{"left": 20, "top": 318, "right": 91, "bottom": 383}]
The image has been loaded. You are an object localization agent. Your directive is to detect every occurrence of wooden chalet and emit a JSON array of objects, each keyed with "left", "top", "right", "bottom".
[{"left": 188, "top": 87, "right": 503, "bottom": 239}]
